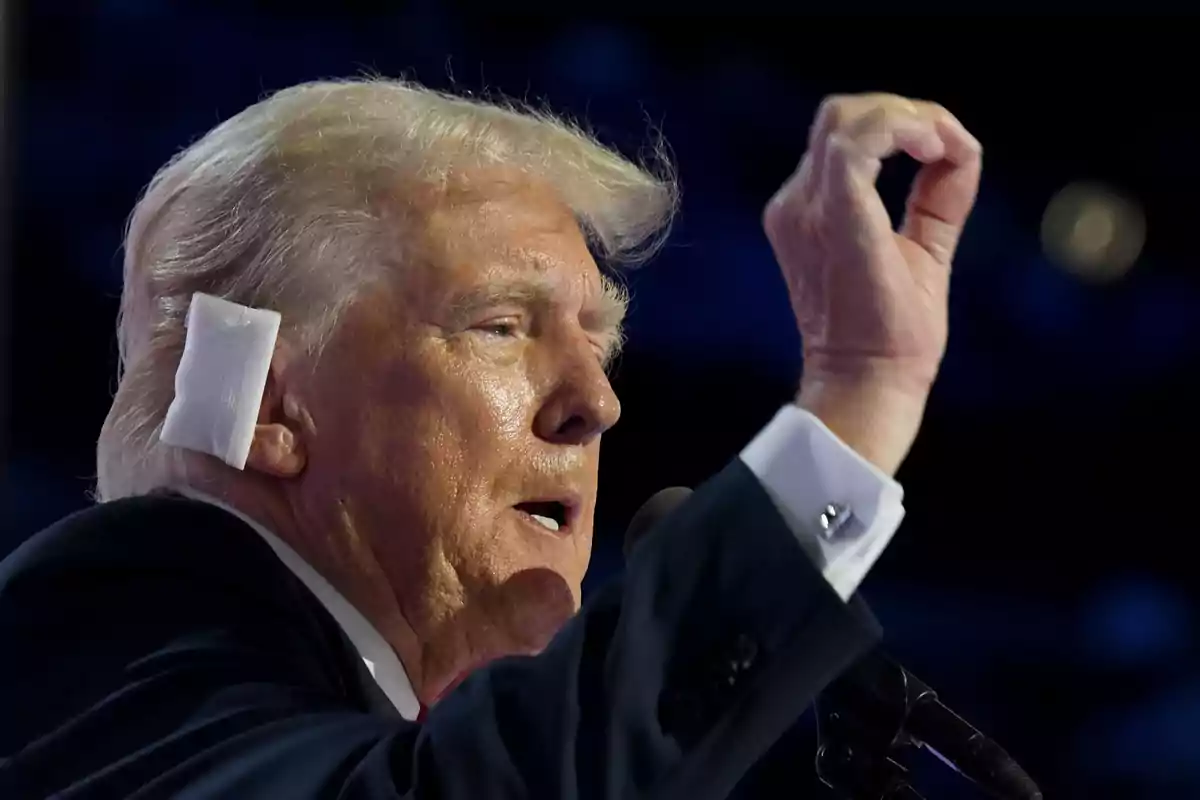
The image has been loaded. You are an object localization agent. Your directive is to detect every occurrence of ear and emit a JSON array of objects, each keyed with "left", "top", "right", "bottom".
[{"left": 244, "top": 347, "right": 309, "bottom": 479}]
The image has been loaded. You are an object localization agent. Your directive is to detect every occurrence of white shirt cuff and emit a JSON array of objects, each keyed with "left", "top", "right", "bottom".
[{"left": 739, "top": 405, "right": 906, "bottom": 602}]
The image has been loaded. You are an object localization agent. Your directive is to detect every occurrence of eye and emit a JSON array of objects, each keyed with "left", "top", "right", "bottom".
[{"left": 473, "top": 318, "right": 522, "bottom": 338}]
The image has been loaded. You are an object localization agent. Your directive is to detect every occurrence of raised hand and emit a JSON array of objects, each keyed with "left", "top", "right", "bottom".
[{"left": 763, "top": 93, "right": 983, "bottom": 473}]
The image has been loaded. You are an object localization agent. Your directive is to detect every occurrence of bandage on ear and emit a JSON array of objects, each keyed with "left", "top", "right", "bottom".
[{"left": 160, "top": 293, "right": 281, "bottom": 470}]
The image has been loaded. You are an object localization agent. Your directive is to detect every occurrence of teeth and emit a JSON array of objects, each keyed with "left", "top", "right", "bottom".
[{"left": 530, "top": 513, "right": 560, "bottom": 532}]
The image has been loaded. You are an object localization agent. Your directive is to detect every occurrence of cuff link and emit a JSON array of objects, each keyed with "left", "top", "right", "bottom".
[{"left": 817, "top": 503, "right": 854, "bottom": 541}]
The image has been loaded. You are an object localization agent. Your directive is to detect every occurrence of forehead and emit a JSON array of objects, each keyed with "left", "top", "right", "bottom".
[{"left": 416, "top": 176, "right": 604, "bottom": 300}]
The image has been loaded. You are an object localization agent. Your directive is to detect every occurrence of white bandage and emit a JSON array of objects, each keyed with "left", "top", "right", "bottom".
[{"left": 160, "top": 293, "right": 281, "bottom": 470}]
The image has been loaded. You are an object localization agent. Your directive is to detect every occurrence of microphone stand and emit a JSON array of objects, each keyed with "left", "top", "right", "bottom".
[
  {"left": 815, "top": 700, "right": 926, "bottom": 800},
  {"left": 814, "top": 656, "right": 935, "bottom": 800},
  {"left": 815, "top": 657, "right": 1042, "bottom": 800}
]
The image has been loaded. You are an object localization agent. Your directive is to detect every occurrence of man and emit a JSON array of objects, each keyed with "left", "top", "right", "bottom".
[{"left": 0, "top": 81, "right": 981, "bottom": 798}]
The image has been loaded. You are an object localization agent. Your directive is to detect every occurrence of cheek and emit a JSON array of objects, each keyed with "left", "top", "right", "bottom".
[
  {"left": 358, "top": 358, "right": 532, "bottom": 477},
  {"left": 465, "top": 365, "right": 537, "bottom": 445},
  {"left": 402, "top": 360, "right": 539, "bottom": 544}
]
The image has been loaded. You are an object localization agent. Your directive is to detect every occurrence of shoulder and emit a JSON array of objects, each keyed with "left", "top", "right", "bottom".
[
  {"left": 1, "top": 493, "right": 279, "bottom": 589},
  {"left": 0, "top": 494, "right": 358, "bottom": 756},
  {"left": 0, "top": 492, "right": 338, "bottom": 655}
]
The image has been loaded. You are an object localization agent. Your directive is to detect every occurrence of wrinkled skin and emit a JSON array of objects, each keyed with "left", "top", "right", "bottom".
[{"left": 243, "top": 176, "right": 626, "bottom": 703}]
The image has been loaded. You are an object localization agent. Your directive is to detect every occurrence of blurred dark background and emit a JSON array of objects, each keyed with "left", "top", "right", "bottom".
[{"left": 6, "top": 5, "right": 1200, "bottom": 799}]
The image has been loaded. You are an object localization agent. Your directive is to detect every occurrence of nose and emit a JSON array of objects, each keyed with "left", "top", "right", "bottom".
[{"left": 533, "top": 335, "right": 621, "bottom": 446}]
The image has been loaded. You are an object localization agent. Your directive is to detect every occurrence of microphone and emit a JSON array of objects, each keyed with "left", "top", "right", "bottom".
[
  {"left": 623, "top": 487, "right": 1041, "bottom": 800},
  {"left": 821, "top": 649, "right": 1042, "bottom": 800},
  {"left": 622, "top": 486, "right": 694, "bottom": 561}
]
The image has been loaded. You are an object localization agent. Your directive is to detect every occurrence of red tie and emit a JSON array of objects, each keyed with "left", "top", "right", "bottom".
[{"left": 418, "top": 669, "right": 471, "bottom": 723}]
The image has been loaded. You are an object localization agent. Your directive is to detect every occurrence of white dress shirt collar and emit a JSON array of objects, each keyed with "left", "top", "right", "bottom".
[{"left": 176, "top": 488, "right": 421, "bottom": 721}]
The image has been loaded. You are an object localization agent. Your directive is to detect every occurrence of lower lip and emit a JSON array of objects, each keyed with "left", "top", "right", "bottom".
[{"left": 513, "top": 509, "right": 570, "bottom": 538}]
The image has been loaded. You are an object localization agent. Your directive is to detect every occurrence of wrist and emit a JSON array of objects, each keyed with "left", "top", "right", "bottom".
[{"left": 795, "top": 374, "right": 931, "bottom": 476}]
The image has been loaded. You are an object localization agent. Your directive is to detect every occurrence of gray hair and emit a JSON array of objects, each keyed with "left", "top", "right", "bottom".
[{"left": 95, "top": 78, "right": 677, "bottom": 501}]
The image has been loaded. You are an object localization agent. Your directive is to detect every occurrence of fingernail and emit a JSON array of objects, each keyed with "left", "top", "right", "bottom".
[
  {"left": 954, "top": 121, "right": 982, "bottom": 153},
  {"left": 942, "top": 113, "right": 982, "bottom": 153}
]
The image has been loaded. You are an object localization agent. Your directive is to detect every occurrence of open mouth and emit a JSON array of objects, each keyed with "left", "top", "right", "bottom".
[{"left": 514, "top": 500, "right": 570, "bottom": 534}]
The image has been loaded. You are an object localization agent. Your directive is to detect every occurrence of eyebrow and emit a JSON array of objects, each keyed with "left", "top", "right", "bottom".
[
  {"left": 447, "top": 274, "right": 629, "bottom": 361},
  {"left": 450, "top": 276, "right": 626, "bottom": 326}
]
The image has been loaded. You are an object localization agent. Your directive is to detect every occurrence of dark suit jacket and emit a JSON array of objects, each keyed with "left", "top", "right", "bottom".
[{"left": 0, "top": 460, "right": 879, "bottom": 799}]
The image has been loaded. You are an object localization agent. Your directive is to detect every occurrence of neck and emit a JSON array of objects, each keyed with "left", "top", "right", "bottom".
[{"left": 173, "top": 466, "right": 438, "bottom": 703}]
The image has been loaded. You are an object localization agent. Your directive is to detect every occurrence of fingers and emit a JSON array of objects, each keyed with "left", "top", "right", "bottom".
[
  {"left": 799, "top": 93, "right": 983, "bottom": 265},
  {"left": 812, "top": 95, "right": 946, "bottom": 188},
  {"left": 900, "top": 117, "right": 983, "bottom": 266}
]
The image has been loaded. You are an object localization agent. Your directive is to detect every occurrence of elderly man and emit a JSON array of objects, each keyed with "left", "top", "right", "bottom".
[{"left": 0, "top": 81, "right": 980, "bottom": 798}]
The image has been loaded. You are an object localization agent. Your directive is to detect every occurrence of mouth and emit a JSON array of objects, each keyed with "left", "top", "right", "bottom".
[{"left": 513, "top": 499, "right": 574, "bottom": 536}]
